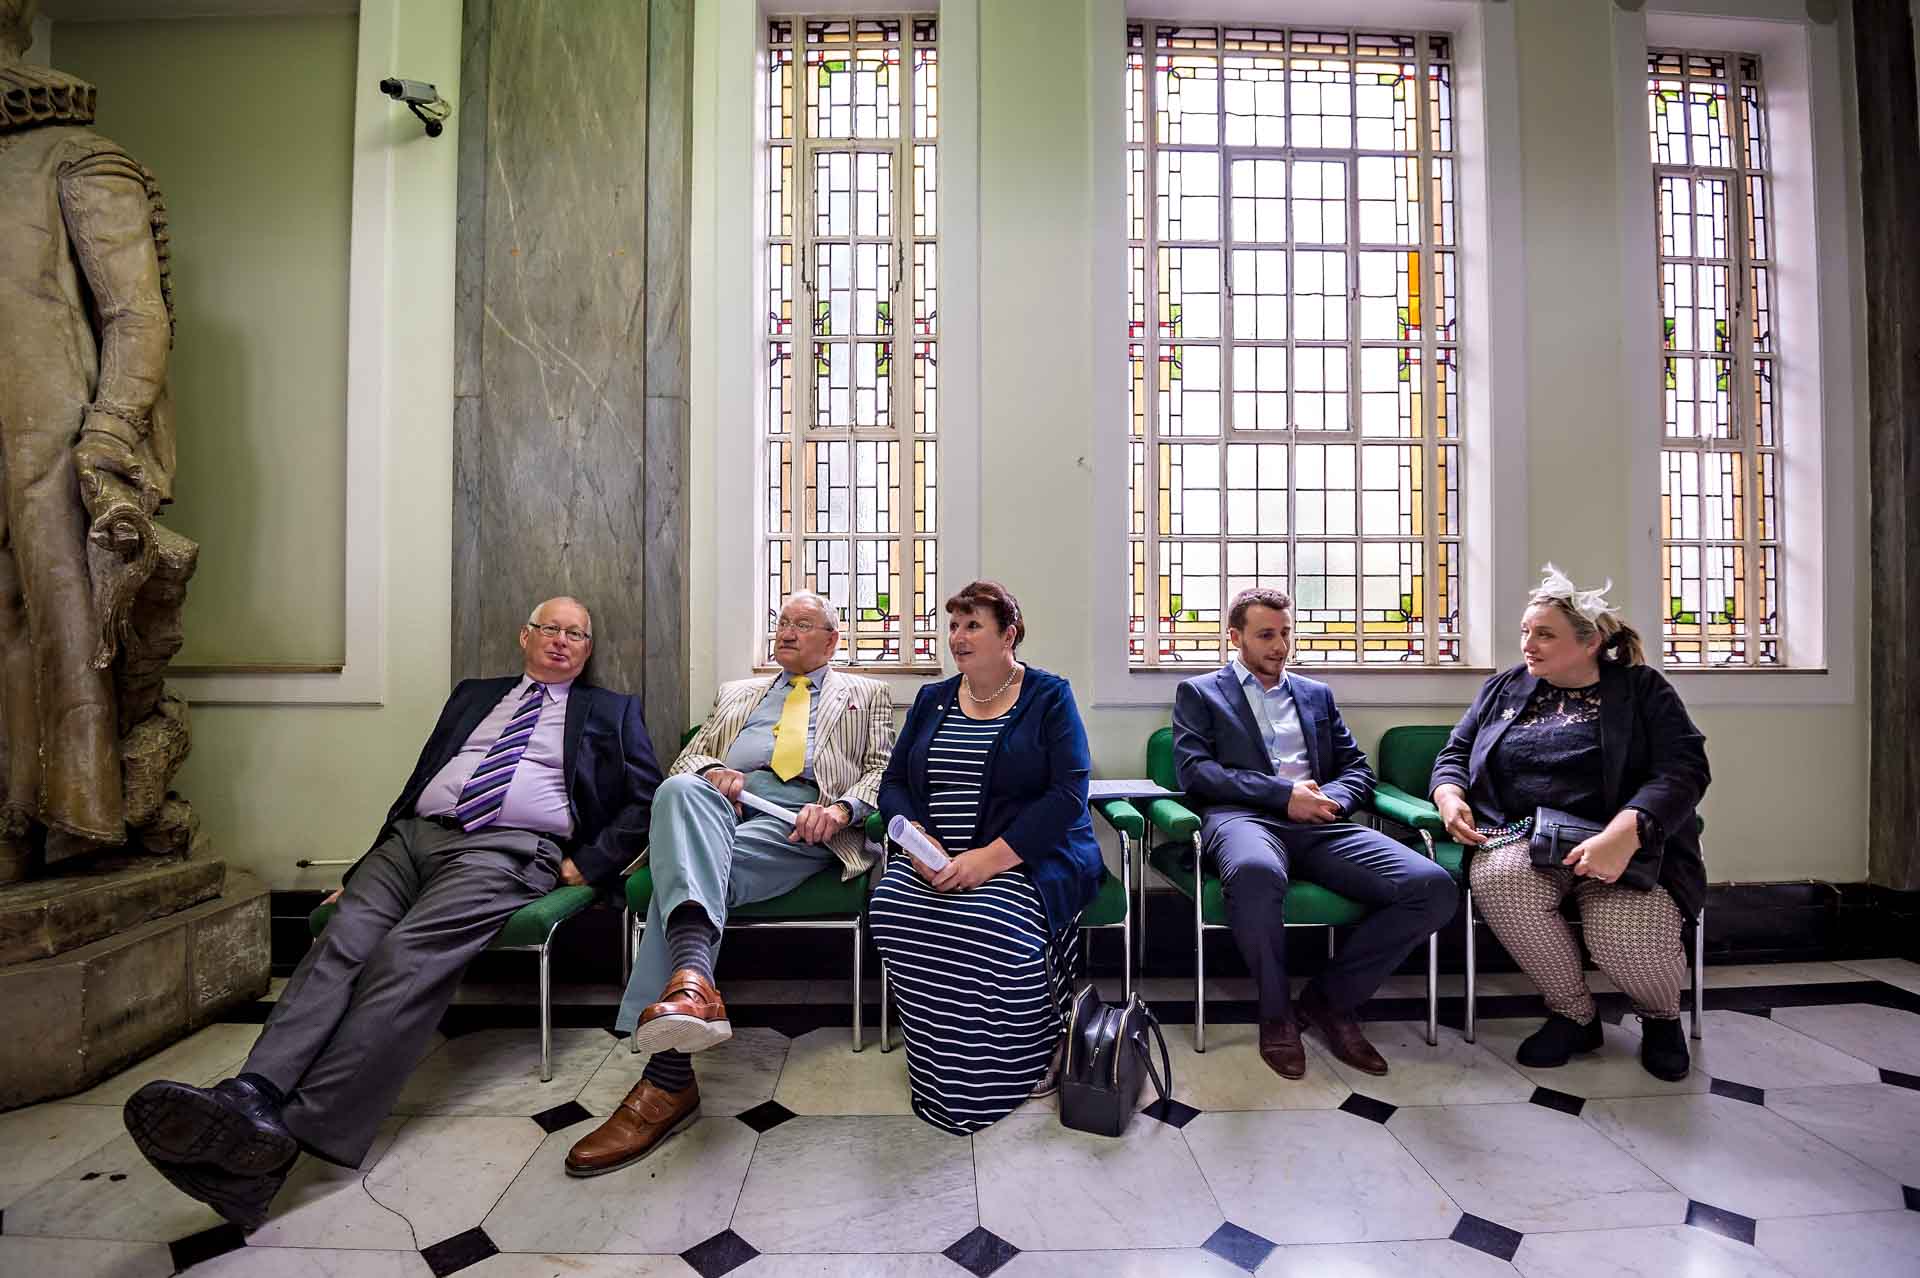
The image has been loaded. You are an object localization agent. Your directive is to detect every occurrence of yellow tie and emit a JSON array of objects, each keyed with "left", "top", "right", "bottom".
[{"left": 770, "top": 675, "right": 810, "bottom": 781}]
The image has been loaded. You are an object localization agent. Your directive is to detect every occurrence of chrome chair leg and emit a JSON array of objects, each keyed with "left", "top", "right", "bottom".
[
  {"left": 1426, "top": 930, "right": 1439, "bottom": 1046},
  {"left": 880, "top": 961, "right": 894, "bottom": 1052},
  {"left": 1135, "top": 833, "right": 1149, "bottom": 969},
  {"left": 1464, "top": 885, "right": 1478, "bottom": 1044},
  {"left": 620, "top": 907, "right": 633, "bottom": 988},
  {"left": 630, "top": 911, "right": 645, "bottom": 1054},
  {"left": 852, "top": 919, "right": 865, "bottom": 1052},
  {"left": 1691, "top": 906, "right": 1706, "bottom": 1040},
  {"left": 1192, "top": 831, "right": 1206, "bottom": 1054},
  {"left": 538, "top": 936, "right": 554, "bottom": 1083}
]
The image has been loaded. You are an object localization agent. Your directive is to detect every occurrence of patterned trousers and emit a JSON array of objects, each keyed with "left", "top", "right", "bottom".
[{"left": 1469, "top": 844, "right": 1685, "bottom": 1022}]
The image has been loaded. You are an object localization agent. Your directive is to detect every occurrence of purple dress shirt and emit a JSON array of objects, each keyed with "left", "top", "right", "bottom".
[{"left": 415, "top": 676, "right": 576, "bottom": 836}]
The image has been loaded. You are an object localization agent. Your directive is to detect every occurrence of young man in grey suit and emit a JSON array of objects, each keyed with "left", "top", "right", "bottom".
[{"left": 1172, "top": 587, "right": 1457, "bottom": 1081}]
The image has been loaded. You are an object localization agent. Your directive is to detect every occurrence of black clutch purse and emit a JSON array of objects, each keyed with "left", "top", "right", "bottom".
[
  {"left": 1530, "top": 806, "right": 1662, "bottom": 891},
  {"left": 1059, "top": 984, "right": 1172, "bottom": 1138}
]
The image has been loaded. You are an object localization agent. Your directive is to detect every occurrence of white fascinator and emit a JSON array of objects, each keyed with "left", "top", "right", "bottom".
[{"left": 1535, "top": 563, "right": 1615, "bottom": 625}]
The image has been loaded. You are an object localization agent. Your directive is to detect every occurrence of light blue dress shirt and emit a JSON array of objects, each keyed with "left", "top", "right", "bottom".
[
  {"left": 722, "top": 664, "right": 872, "bottom": 822},
  {"left": 1230, "top": 657, "right": 1313, "bottom": 783}
]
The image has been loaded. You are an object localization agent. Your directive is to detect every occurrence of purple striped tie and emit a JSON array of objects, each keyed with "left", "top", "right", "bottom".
[{"left": 451, "top": 683, "right": 548, "bottom": 831}]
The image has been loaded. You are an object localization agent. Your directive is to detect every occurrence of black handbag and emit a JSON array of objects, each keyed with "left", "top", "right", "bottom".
[
  {"left": 1059, "top": 984, "right": 1173, "bottom": 1138},
  {"left": 1530, "top": 805, "right": 1662, "bottom": 891}
]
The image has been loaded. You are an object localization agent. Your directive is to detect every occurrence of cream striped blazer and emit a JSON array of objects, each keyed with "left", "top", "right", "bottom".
[{"left": 671, "top": 668, "right": 896, "bottom": 877}]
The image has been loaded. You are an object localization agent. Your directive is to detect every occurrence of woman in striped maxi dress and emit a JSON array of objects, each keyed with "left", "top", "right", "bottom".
[{"left": 869, "top": 580, "right": 1105, "bottom": 1134}]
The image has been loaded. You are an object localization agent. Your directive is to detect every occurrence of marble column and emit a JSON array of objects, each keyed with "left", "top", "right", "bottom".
[
  {"left": 453, "top": 0, "right": 691, "bottom": 754},
  {"left": 1856, "top": 0, "right": 1920, "bottom": 892}
]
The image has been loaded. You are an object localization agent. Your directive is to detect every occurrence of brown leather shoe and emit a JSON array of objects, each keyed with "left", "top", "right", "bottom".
[
  {"left": 628, "top": 968, "right": 732, "bottom": 1056},
  {"left": 1259, "top": 1018, "right": 1307, "bottom": 1080},
  {"left": 1298, "top": 985, "right": 1389, "bottom": 1076},
  {"left": 565, "top": 1080, "right": 700, "bottom": 1177}
]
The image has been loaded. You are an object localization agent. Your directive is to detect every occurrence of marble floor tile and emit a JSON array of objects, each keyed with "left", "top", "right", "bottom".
[
  {"left": 995, "top": 1249, "right": 1247, "bottom": 1277},
  {"left": 731, "top": 1115, "right": 975, "bottom": 1253},
  {"left": 771, "top": 1026, "right": 910, "bottom": 1115},
  {"left": 467, "top": 1255, "right": 696, "bottom": 1277},
  {"left": 66, "top": 1022, "right": 262, "bottom": 1106},
  {"left": 1154, "top": 1021, "right": 1352, "bottom": 1111},
  {"left": 1702, "top": 962, "right": 1860, "bottom": 989},
  {"left": 1512, "top": 1225, "right": 1795, "bottom": 1278},
  {"left": 2, "top": 1132, "right": 223, "bottom": 1242},
  {"left": 1203, "top": 976, "right": 1257, "bottom": 1001},
  {"left": 393, "top": 1028, "right": 615, "bottom": 1116},
  {"left": 1619, "top": 1010, "right": 1881, "bottom": 1090},
  {"left": 1835, "top": 957, "right": 1920, "bottom": 996},
  {"left": 247, "top": 1120, "right": 411, "bottom": 1250},
  {"left": 1753, "top": 1210, "right": 1920, "bottom": 1278},
  {"left": 1183, "top": 1109, "right": 1460, "bottom": 1245},
  {"left": 484, "top": 1115, "right": 755, "bottom": 1254},
  {"left": 1474, "top": 1018, "right": 1710, "bottom": 1099},
  {"left": 199, "top": 1247, "right": 436, "bottom": 1276},
  {"left": 1388, "top": 1103, "right": 1685, "bottom": 1234},
  {"left": 1771, "top": 1003, "right": 1920, "bottom": 1073},
  {"left": 362, "top": 1116, "right": 547, "bottom": 1247},
  {"left": 0, "top": 1235, "right": 174, "bottom": 1278},
  {"left": 1260, "top": 1238, "right": 1522, "bottom": 1277},
  {"left": 0, "top": 1102, "right": 137, "bottom": 1208},
  {"left": 1763, "top": 1082, "right": 1920, "bottom": 1185},
  {"left": 974, "top": 1112, "right": 1222, "bottom": 1250},
  {"left": 1581, "top": 1093, "right": 1903, "bottom": 1219},
  {"left": 1316, "top": 1021, "right": 1533, "bottom": 1107},
  {"left": 734, "top": 1256, "right": 979, "bottom": 1277},
  {"left": 582, "top": 1026, "right": 788, "bottom": 1117}
]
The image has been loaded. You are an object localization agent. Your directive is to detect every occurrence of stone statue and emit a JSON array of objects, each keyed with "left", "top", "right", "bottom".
[{"left": 0, "top": 0, "right": 198, "bottom": 882}]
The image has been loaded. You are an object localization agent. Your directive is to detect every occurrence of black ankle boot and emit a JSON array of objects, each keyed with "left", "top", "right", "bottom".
[
  {"left": 1516, "top": 1012, "right": 1605, "bottom": 1067},
  {"left": 1638, "top": 1015, "right": 1690, "bottom": 1081}
]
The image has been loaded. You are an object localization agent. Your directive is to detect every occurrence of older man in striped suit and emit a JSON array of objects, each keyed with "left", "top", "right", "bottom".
[{"left": 566, "top": 590, "right": 895, "bottom": 1175}]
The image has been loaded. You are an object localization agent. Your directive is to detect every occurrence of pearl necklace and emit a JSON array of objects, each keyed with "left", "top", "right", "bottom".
[{"left": 963, "top": 663, "right": 1021, "bottom": 704}]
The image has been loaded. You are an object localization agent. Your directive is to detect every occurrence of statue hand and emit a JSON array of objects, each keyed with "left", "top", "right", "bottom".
[{"left": 73, "top": 424, "right": 146, "bottom": 502}]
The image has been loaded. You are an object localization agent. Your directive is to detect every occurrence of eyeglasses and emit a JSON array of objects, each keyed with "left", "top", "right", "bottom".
[
  {"left": 527, "top": 623, "right": 592, "bottom": 644},
  {"left": 774, "top": 617, "right": 824, "bottom": 635}
]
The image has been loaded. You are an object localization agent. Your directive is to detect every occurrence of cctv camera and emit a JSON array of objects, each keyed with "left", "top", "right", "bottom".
[{"left": 379, "top": 77, "right": 439, "bottom": 106}]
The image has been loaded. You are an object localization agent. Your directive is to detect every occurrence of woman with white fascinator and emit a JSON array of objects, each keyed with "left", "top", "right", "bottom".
[{"left": 1428, "top": 566, "right": 1711, "bottom": 1081}]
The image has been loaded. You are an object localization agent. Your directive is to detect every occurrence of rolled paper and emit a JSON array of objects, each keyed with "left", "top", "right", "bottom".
[{"left": 888, "top": 814, "right": 951, "bottom": 873}]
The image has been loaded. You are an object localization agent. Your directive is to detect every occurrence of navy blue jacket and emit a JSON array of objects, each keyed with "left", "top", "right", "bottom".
[
  {"left": 879, "top": 666, "right": 1104, "bottom": 935},
  {"left": 1172, "top": 666, "right": 1377, "bottom": 839},
  {"left": 355, "top": 677, "right": 664, "bottom": 888},
  {"left": 1430, "top": 662, "right": 1711, "bottom": 917}
]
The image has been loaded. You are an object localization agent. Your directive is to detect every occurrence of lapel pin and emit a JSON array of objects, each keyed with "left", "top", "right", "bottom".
[{"left": 1500, "top": 707, "right": 1517, "bottom": 720}]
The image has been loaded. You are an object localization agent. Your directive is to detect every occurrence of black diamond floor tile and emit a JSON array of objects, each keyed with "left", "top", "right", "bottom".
[
  {"left": 531, "top": 1100, "right": 593, "bottom": 1134},
  {"left": 1710, "top": 1078, "right": 1766, "bottom": 1106},
  {"left": 1732, "top": 1006, "right": 1774, "bottom": 1019},
  {"left": 1339, "top": 1093, "right": 1397, "bottom": 1124},
  {"left": 1450, "top": 1212, "right": 1524, "bottom": 1262},
  {"left": 421, "top": 1226, "right": 500, "bottom": 1278},
  {"left": 1202, "top": 1221, "right": 1278, "bottom": 1273},
  {"left": 1142, "top": 1096, "right": 1202, "bottom": 1128},
  {"left": 1528, "top": 1086, "right": 1586, "bottom": 1117},
  {"left": 1686, "top": 1199, "right": 1757, "bottom": 1245},
  {"left": 681, "top": 1228, "right": 760, "bottom": 1278},
  {"left": 1881, "top": 1068, "right": 1920, "bottom": 1092},
  {"left": 943, "top": 1225, "right": 1020, "bottom": 1277},
  {"left": 736, "top": 1100, "right": 797, "bottom": 1133},
  {"left": 169, "top": 1223, "right": 246, "bottom": 1274},
  {"left": 1904, "top": 1185, "right": 1920, "bottom": 1213}
]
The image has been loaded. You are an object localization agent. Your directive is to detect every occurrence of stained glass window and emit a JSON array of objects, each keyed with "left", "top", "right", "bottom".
[
  {"left": 766, "top": 17, "right": 940, "bottom": 667},
  {"left": 1648, "top": 50, "right": 1781, "bottom": 666},
  {"left": 1128, "top": 24, "right": 1463, "bottom": 666}
]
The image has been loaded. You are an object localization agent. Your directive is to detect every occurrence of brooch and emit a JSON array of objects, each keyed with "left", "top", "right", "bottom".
[{"left": 1500, "top": 707, "right": 1517, "bottom": 720}]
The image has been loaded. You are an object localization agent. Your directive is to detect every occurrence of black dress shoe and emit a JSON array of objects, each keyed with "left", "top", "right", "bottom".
[
  {"left": 1638, "top": 1015, "right": 1691, "bottom": 1081},
  {"left": 125, "top": 1077, "right": 298, "bottom": 1176},
  {"left": 1515, "top": 1013, "right": 1605, "bottom": 1068},
  {"left": 150, "top": 1153, "right": 293, "bottom": 1232}
]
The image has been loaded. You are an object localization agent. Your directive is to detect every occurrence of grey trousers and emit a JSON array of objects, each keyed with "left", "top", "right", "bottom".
[
  {"left": 242, "top": 817, "right": 560, "bottom": 1166},
  {"left": 614, "top": 771, "right": 835, "bottom": 1032},
  {"left": 1208, "top": 813, "right": 1459, "bottom": 1022}
]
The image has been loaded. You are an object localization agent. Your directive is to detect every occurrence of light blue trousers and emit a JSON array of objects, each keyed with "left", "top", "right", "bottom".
[{"left": 615, "top": 770, "right": 834, "bottom": 1031}]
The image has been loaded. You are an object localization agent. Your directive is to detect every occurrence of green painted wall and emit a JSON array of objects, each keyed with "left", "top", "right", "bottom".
[{"left": 54, "top": 15, "right": 354, "bottom": 668}]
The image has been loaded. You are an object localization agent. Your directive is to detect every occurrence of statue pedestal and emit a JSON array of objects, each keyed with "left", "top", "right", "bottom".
[
  {"left": 0, "top": 854, "right": 225, "bottom": 965},
  {"left": 0, "top": 871, "right": 269, "bottom": 1109}
]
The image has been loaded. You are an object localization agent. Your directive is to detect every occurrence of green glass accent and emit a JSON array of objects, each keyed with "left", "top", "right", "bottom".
[
  {"left": 1168, "top": 301, "right": 1183, "bottom": 338},
  {"left": 1400, "top": 592, "right": 1414, "bottom": 619},
  {"left": 1169, "top": 346, "right": 1184, "bottom": 381},
  {"left": 876, "top": 300, "right": 891, "bottom": 331},
  {"left": 1670, "top": 596, "right": 1686, "bottom": 620},
  {"left": 1663, "top": 316, "right": 1676, "bottom": 347},
  {"left": 815, "top": 300, "right": 831, "bottom": 335},
  {"left": 1185, "top": 610, "right": 1199, "bottom": 622},
  {"left": 876, "top": 592, "right": 890, "bottom": 611},
  {"left": 1170, "top": 593, "right": 1182, "bottom": 612},
  {"left": 1714, "top": 318, "right": 1729, "bottom": 351},
  {"left": 1664, "top": 359, "right": 1677, "bottom": 390},
  {"left": 1714, "top": 366, "right": 1730, "bottom": 391}
]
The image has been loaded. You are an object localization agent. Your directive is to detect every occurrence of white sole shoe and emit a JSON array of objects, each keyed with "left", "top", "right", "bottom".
[{"left": 627, "top": 1014, "right": 734, "bottom": 1056}]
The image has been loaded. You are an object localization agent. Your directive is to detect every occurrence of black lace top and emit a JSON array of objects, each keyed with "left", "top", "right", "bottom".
[{"left": 1485, "top": 682, "right": 1608, "bottom": 826}]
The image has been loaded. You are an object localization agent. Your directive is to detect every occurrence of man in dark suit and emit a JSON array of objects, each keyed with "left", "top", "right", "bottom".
[
  {"left": 122, "top": 596, "right": 662, "bottom": 1228},
  {"left": 1173, "top": 588, "right": 1456, "bottom": 1081}
]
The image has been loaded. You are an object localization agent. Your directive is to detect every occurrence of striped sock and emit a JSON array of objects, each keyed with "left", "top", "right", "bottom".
[
  {"left": 641, "top": 1049, "right": 695, "bottom": 1094},
  {"left": 666, "top": 904, "right": 718, "bottom": 980}
]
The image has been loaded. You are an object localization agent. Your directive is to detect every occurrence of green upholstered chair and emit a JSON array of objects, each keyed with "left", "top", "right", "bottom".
[
  {"left": 1136, "top": 725, "right": 1442, "bottom": 1051},
  {"left": 622, "top": 806, "right": 888, "bottom": 1054},
  {"left": 1366, "top": 724, "right": 1705, "bottom": 1043},
  {"left": 307, "top": 884, "right": 597, "bottom": 1083}
]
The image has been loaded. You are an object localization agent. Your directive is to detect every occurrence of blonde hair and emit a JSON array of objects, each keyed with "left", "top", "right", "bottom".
[{"left": 1528, "top": 564, "right": 1645, "bottom": 666}]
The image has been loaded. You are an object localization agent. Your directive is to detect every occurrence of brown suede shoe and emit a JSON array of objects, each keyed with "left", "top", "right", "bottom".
[
  {"left": 627, "top": 968, "right": 732, "bottom": 1056},
  {"left": 1298, "top": 985, "right": 1389, "bottom": 1076},
  {"left": 1258, "top": 1018, "right": 1307, "bottom": 1080},
  {"left": 564, "top": 1080, "right": 700, "bottom": 1177}
]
